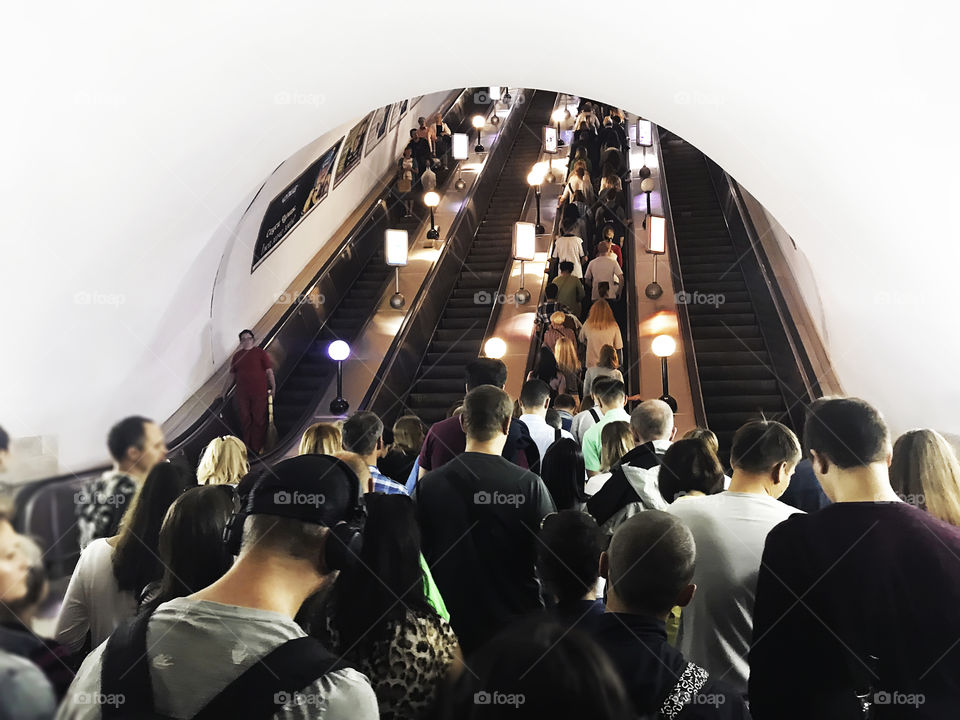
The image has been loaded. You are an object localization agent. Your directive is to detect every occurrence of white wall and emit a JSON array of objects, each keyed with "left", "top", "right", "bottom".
[{"left": 2, "top": 0, "right": 958, "bottom": 473}]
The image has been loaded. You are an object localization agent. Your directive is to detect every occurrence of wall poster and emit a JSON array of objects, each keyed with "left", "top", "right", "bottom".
[
  {"left": 365, "top": 103, "right": 392, "bottom": 156},
  {"left": 334, "top": 114, "right": 372, "bottom": 188}
]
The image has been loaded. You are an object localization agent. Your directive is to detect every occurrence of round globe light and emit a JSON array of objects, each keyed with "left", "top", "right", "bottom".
[
  {"left": 328, "top": 340, "right": 350, "bottom": 361},
  {"left": 651, "top": 334, "right": 677, "bottom": 358},
  {"left": 483, "top": 337, "right": 507, "bottom": 359}
]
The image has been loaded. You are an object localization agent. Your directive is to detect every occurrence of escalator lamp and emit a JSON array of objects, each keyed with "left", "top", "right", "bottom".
[
  {"left": 385, "top": 229, "right": 409, "bottom": 266},
  {"left": 649, "top": 216, "right": 666, "bottom": 254},
  {"left": 543, "top": 126, "right": 558, "bottom": 154},
  {"left": 453, "top": 133, "right": 469, "bottom": 160},
  {"left": 652, "top": 334, "right": 676, "bottom": 358},
  {"left": 514, "top": 222, "right": 536, "bottom": 261},
  {"left": 484, "top": 337, "right": 507, "bottom": 359},
  {"left": 636, "top": 119, "right": 653, "bottom": 147},
  {"left": 488, "top": 86, "right": 502, "bottom": 102},
  {"left": 328, "top": 340, "right": 351, "bottom": 362}
]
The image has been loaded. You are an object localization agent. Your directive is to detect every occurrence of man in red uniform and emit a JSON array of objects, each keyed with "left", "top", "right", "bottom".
[{"left": 230, "top": 329, "right": 276, "bottom": 453}]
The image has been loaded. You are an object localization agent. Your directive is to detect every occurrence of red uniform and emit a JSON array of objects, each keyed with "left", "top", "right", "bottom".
[{"left": 231, "top": 347, "right": 273, "bottom": 452}]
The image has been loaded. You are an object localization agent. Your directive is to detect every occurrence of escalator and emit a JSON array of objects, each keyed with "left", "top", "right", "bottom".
[
  {"left": 658, "top": 131, "right": 793, "bottom": 460},
  {"left": 401, "top": 91, "right": 556, "bottom": 424}
]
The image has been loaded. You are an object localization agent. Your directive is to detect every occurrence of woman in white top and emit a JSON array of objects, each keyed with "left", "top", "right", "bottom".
[
  {"left": 579, "top": 299, "right": 623, "bottom": 368},
  {"left": 55, "top": 462, "right": 194, "bottom": 652},
  {"left": 551, "top": 228, "right": 587, "bottom": 279}
]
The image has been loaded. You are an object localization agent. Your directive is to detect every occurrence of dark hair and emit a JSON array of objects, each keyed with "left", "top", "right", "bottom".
[
  {"left": 544, "top": 284, "right": 559, "bottom": 300},
  {"left": 658, "top": 438, "right": 725, "bottom": 503},
  {"left": 534, "top": 347, "right": 559, "bottom": 386},
  {"left": 540, "top": 439, "right": 587, "bottom": 510},
  {"left": 607, "top": 510, "right": 695, "bottom": 616},
  {"left": 559, "top": 261, "right": 574, "bottom": 274},
  {"left": 463, "top": 385, "right": 514, "bottom": 442},
  {"left": 409, "top": 128, "right": 417, "bottom": 138},
  {"left": 804, "top": 397, "right": 890, "bottom": 468},
  {"left": 594, "top": 378, "right": 626, "bottom": 406},
  {"left": 731, "top": 420, "right": 801, "bottom": 474},
  {"left": 341, "top": 411, "right": 384, "bottom": 456},
  {"left": 553, "top": 394, "right": 577, "bottom": 412},
  {"left": 434, "top": 618, "right": 632, "bottom": 720},
  {"left": 142, "top": 485, "right": 235, "bottom": 612},
  {"left": 538, "top": 511, "right": 604, "bottom": 605},
  {"left": 107, "top": 416, "right": 151, "bottom": 463},
  {"left": 325, "top": 494, "right": 433, "bottom": 651},
  {"left": 465, "top": 358, "right": 508, "bottom": 390},
  {"left": 112, "top": 462, "right": 196, "bottom": 594},
  {"left": 238, "top": 329, "right": 254, "bottom": 340},
  {"left": 0, "top": 425, "right": 8, "bottom": 453},
  {"left": 545, "top": 409, "right": 562, "bottom": 430}
]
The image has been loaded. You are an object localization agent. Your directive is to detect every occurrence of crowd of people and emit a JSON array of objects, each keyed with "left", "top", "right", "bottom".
[{"left": 2, "top": 368, "right": 960, "bottom": 718}]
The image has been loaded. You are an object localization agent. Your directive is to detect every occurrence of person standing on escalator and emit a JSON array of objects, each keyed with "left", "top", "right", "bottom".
[{"left": 230, "top": 330, "right": 276, "bottom": 454}]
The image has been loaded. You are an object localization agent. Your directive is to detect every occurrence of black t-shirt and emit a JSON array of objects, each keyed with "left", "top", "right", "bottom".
[{"left": 415, "top": 452, "right": 556, "bottom": 654}]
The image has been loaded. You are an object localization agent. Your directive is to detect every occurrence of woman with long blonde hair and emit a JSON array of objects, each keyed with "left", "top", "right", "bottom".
[
  {"left": 890, "top": 429, "right": 960, "bottom": 527},
  {"left": 196, "top": 435, "right": 249, "bottom": 485},
  {"left": 579, "top": 299, "right": 622, "bottom": 368},
  {"left": 298, "top": 422, "right": 343, "bottom": 456},
  {"left": 554, "top": 337, "right": 582, "bottom": 403}
]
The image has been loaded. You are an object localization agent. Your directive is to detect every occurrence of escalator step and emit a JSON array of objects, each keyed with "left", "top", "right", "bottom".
[
  {"left": 695, "top": 350, "right": 770, "bottom": 366},
  {"left": 701, "top": 379, "right": 780, "bottom": 395},
  {"left": 704, "top": 395, "right": 787, "bottom": 413}
]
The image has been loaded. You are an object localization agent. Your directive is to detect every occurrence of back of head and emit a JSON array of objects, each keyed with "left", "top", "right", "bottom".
[
  {"left": 630, "top": 400, "right": 674, "bottom": 444},
  {"left": 538, "top": 511, "right": 604, "bottom": 604},
  {"left": 341, "top": 411, "right": 384, "bottom": 456},
  {"left": 534, "top": 347, "right": 558, "bottom": 383},
  {"left": 596, "top": 240, "right": 611, "bottom": 255},
  {"left": 545, "top": 409, "right": 562, "bottom": 430},
  {"left": 659, "top": 438, "right": 725, "bottom": 503},
  {"left": 544, "top": 283, "right": 559, "bottom": 300},
  {"left": 465, "top": 358, "right": 508, "bottom": 390},
  {"left": 540, "top": 439, "right": 586, "bottom": 510},
  {"left": 593, "top": 377, "right": 626, "bottom": 409},
  {"left": 549, "top": 311, "right": 566, "bottom": 328},
  {"left": 554, "top": 338, "right": 580, "bottom": 372},
  {"left": 2, "top": 534, "right": 46, "bottom": 621},
  {"left": 558, "top": 260, "right": 574, "bottom": 274},
  {"left": 552, "top": 394, "right": 577, "bottom": 412},
  {"left": 462, "top": 385, "right": 514, "bottom": 442},
  {"left": 731, "top": 420, "right": 801, "bottom": 474},
  {"left": 107, "top": 416, "right": 151, "bottom": 463},
  {"left": 598, "top": 344, "right": 619, "bottom": 369},
  {"left": 112, "top": 462, "right": 196, "bottom": 593},
  {"left": 804, "top": 397, "right": 890, "bottom": 468},
  {"left": 607, "top": 510, "right": 695, "bottom": 616},
  {"left": 682, "top": 427, "right": 719, "bottom": 455},
  {"left": 891, "top": 429, "right": 960, "bottom": 526},
  {"left": 521, "top": 379, "right": 551, "bottom": 411},
  {"left": 391, "top": 415, "right": 426, "bottom": 454},
  {"left": 299, "top": 422, "right": 343, "bottom": 456},
  {"left": 436, "top": 618, "right": 632, "bottom": 720},
  {"left": 585, "top": 299, "right": 614, "bottom": 329},
  {"left": 600, "top": 421, "right": 634, "bottom": 472},
  {"left": 197, "top": 435, "right": 249, "bottom": 485}
]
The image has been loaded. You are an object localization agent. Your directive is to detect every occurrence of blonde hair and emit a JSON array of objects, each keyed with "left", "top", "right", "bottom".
[
  {"left": 890, "top": 429, "right": 960, "bottom": 527},
  {"left": 392, "top": 415, "right": 426, "bottom": 454},
  {"left": 554, "top": 337, "right": 580, "bottom": 373},
  {"left": 550, "top": 311, "right": 566, "bottom": 327},
  {"left": 299, "top": 422, "right": 343, "bottom": 456},
  {"left": 600, "top": 421, "right": 634, "bottom": 472},
  {"left": 683, "top": 428, "right": 719, "bottom": 456},
  {"left": 585, "top": 299, "right": 616, "bottom": 331},
  {"left": 197, "top": 436, "right": 249, "bottom": 486}
]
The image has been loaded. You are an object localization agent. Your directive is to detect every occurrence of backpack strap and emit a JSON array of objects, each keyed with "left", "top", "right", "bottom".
[
  {"left": 101, "top": 610, "right": 164, "bottom": 719},
  {"left": 585, "top": 466, "right": 640, "bottom": 527},
  {"left": 658, "top": 662, "right": 709, "bottom": 720},
  {"left": 588, "top": 407, "right": 601, "bottom": 422},
  {"left": 193, "top": 636, "right": 350, "bottom": 720},
  {"left": 555, "top": 427, "right": 562, "bottom": 443}
]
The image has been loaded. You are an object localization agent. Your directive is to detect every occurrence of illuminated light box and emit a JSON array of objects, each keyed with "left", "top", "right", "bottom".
[
  {"left": 384, "top": 229, "right": 409, "bottom": 266},
  {"left": 649, "top": 216, "right": 666, "bottom": 254},
  {"left": 513, "top": 222, "right": 536, "bottom": 261},
  {"left": 543, "top": 126, "right": 558, "bottom": 154},
  {"left": 452, "top": 133, "right": 469, "bottom": 160},
  {"left": 636, "top": 119, "right": 653, "bottom": 147}
]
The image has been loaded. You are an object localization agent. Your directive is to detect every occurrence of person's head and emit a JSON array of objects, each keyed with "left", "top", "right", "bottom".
[
  {"left": 804, "top": 397, "right": 892, "bottom": 499},
  {"left": 659, "top": 438, "right": 725, "bottom": 503},
  {"left": 596, "top": 239, "right": 611, "bottom": 255},
  {"left": 0, "top": 425, "right": 8, "bottom": 472},
  {"left": 730, "top": 420, "right": 802, "bottom": 497},
  {"left": 891, "top": 429, "right": 960, "bottom": 526},
  {"left": 299, "top": 422, "right": 343, "bottom": 456},
  {"left": 1, "top": 535, "right": 48, "bottom": 625},
  {"left": 402, "top": 146, "right": 412, "bottom": 158},
  {"left": 435, "top": 618, "right": 632, "bottom": 720},
  {"left": 520, "top": 379, "right": 552, "bottom": 416},
  {"left": 391, "top": 415, "right": 426, "bottom": 454},
  {"left": 545, "top": 409, "right": 562, "bottom": 430},
  {"left": 196, "top": 435, "right": 249, "bottom": 486},
  {"left": 549, "top": 311, "right": 566, "bottom": 329},
  {"left": 465, "top": 357, "right": 508, "bottom": 391},
  {"left": 144, "top": 484, "right": 235, "bottom": 611},
  {"left": 462, "top": 385, "right": 513, "bottom": 448},
  {"left": 112, "top": 462, "right": 196, "bottom": 593},
  {"left": 238, "top": 329, "right": 255, "bottom": 350},
  {"left": 328, "top": 493, "right": 432, "bottom": 650},
  {"left": 534, "top": 347, "right": 559, "bottom": 384},
  {"left": 409, "top": 128, "right": 418, "bottom": 139},
  {"left": 418, "top": 116, "right": 426, "bottom": 127},
  {"left": 558, "top": 260, "right": 574, "bottom": 276},
  {"left": 603, "top": 116, "right": 613, "bottom": 128},
  {"left": 538, "top": 511, "right": 604, "bottom": 604},
  {"left": 341, "top": 411, "right": 384, "bottom": 462},
  {"left": 630, "top": 400, "right": 676, "bottom": 444},
  {"left": 544, "top": 283, "right": 559, "bottom": 301},
  {"left": 585, "top": 299, "right": 615, "bottom": 330},
  {"left": 0, "top": 510, "right": 29, "bottom": 606},
  {"left": 107, "top": 416, "right": 167, "bottom": 476},
  {"left": 682, "top": 428, "right": 719, "bottom": 455},
  {"left": 574, "top": 165, "right": 585, "bottom": 179},
  {"left": 598, "top": 344, "right": 619, "bottom": 369},
  {"left": 552, "top": 394, "right": 577, "bottom": 413},
  {"left": 593, "top": 377, "right": 626, "bottom": 412},
  {"left": 553, "top": 338, "right": 580, "bottom": 373},
  {"left": 600, "top": 421, "right": 634, "bottom": 473},
  {"left": 540, "top": 439, "right": 586, "bottom": 510},
  {"left": 601, "top": 510, "right": 696, "bottom": 618}
]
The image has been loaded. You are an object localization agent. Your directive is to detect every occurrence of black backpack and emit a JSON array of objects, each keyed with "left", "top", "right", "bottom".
[{"left": 100, "top": 608, "right": 351, "bottom": 719}]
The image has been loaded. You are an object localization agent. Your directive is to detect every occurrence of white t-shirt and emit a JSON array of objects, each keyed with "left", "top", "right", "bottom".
[
  {"left": 57, "top": 597, "right": 378, "bottom": 720},
  {"left": 666, "top": 492, "right": 804, "bottom": 695},
  {"left": 518, "top": 414, "right": 575, "bottom": 465},
  {"left": 54, "top": 538, "right": 138, "bottom": 652},
  {"left": 552, "top": 235, "right": 585, "bottom": 278},
  {"left": 569, "top": 407, "right": 602, "bottom": 445},
  {"left": 583, "top": 255, "right": 623, "bottom": 301}
]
